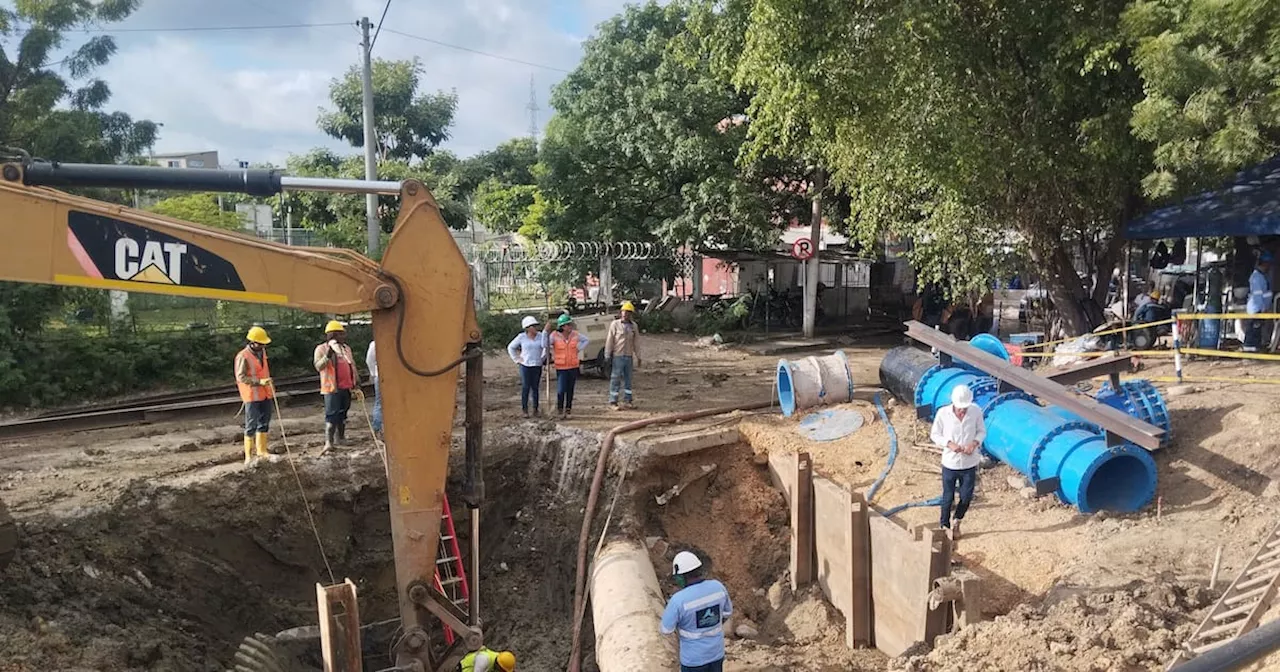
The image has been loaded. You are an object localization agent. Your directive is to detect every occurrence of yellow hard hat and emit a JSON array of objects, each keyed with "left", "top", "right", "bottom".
[
  {"left": 496, "top": 651, "right": 516, "bottom": 671},
  {"left": 1149, "top": 290, "right": 1161, "bottom": 300},
  {"left": 246, "top": 326, "right": 271, "bottom": 344},
  {"left": 620, "top": 301, "right": 636, "bottom": 313},
  {"left": 324, "top": 320, "right": 346, "bottom": 333}
]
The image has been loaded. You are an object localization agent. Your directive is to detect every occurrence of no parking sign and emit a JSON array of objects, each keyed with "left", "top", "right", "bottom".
[{"left": 791, "top": 238, "right": 815, "bottom": 260}]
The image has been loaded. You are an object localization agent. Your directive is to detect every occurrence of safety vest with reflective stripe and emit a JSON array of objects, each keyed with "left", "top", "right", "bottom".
[
  {"left": 235, "top": 346, "right": 273, "bottom": 403},
  {"left": 550, "top": 330, "right": 581, "bottom": 370},
  {"left": 460, "top": 648, "right": 497, "bottom": 672},
  {"left": 314, "top": 343, "right": 356, "bottom": 394}
]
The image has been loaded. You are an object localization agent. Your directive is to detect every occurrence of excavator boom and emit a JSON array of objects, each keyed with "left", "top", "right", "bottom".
[{"left": 0, "top": 160, "right": 484, "bottom": 671}]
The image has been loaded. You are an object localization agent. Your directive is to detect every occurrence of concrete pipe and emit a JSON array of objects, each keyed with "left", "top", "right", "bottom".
[
  {"left": 591, "top": 539, "right": 678, "bottom": 671},
  {"left": 776, "top": 351, "right": 854, "bottom": 417}
]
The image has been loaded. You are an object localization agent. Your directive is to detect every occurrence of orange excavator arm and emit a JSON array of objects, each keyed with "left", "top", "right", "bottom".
[{"left": 0, "top": 159, "right": 485, "bottom": 671}]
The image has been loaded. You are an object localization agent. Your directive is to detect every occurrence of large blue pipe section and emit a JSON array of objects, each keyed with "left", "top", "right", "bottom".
[{"left": 896, "top": 345, "right": 1161, "bottom": 514}]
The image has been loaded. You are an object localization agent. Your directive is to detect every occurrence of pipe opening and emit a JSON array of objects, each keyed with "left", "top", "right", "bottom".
[
  {"left": 1081, "top": 453, "right": 1155, "bottom": 514},
  {"left": 777, "top": 360, "right": 797, "bottom": 417}
]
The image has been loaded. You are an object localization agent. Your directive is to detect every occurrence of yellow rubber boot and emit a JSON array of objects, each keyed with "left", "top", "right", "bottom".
[
  {"left": 254, "top": 432, "right": 270, "bottom": 458},
  {"left": 243, "top": 436, "right": 254, "bottom": 465}
]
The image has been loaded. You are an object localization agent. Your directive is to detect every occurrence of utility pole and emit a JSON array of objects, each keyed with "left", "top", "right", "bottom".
[
  {"left": 359, "top": 16, "right": 380, "bottom": 257},
  {"left": 526, "top": 74, "right": 540, "bottom": 143},
  {"left": 802, "top": 169, "right": 825, "bottom": 339}
]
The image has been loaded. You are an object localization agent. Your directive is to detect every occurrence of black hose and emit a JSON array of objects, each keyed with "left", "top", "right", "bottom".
[{"left": 879, "top": 345, "right": 937, "bottom": 403}]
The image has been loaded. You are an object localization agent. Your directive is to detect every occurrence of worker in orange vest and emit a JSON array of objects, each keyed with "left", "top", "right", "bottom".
[
  {"left": 313, "top": 320, "right": 362, "bottom": 450},
  {"left": 234, "top": 326, "right": 275, "bottom": 466},
  {"left": 547, "top": 313, "right": 589, "bottom": 418}
]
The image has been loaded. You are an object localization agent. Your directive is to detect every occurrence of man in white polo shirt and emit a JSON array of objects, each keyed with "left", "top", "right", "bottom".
[{"left": 931, "top": 383, "right": 986, "bottom": 539}]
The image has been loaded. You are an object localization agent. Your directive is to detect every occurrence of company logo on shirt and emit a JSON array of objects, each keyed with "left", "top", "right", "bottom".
[
  {"left": 695, "top": 605, "right": 721, "bottom": 629},
  {"left": 65, "top": 211, "right": 246, "bottom": 291}
]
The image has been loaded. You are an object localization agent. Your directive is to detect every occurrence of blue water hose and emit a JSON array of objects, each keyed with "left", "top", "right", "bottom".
[
  {"left": 865, "top": 391, "right": 898, "bottom": 503},
  {"left": 884, "top": 496, "right": 943, "bottom": 518}
]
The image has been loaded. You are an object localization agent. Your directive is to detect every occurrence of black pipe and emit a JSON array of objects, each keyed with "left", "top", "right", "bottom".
[
  {"left": 1173, "top": 618, "right": 1280, "bottom": 672},
  {"left": 879, "top": 345, "right": 938, "bottom": 403},
  {"left": 19, "top": 162, "right": 283, "bottom": 196},
  {"left": 462, "top": 344, "right": 484, "bottom": 509}
]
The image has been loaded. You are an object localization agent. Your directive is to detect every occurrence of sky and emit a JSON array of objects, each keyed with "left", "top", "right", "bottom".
[{"left": 51, "top": 0, "right": 636, "bottom": 165}]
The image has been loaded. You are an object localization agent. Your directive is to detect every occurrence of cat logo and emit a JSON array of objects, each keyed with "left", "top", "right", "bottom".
[{"left": 114, "top": 238, "right": 188, "bottom": 285}]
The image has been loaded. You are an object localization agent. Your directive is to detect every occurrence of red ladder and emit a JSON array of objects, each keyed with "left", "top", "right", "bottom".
[{"left": 433, "top": 494, "right": 471, "bottom": 644}]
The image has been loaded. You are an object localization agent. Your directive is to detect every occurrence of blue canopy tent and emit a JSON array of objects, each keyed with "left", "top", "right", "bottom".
[{"left": 1125, "top": 156, "right": 1280, "bottom": 240}]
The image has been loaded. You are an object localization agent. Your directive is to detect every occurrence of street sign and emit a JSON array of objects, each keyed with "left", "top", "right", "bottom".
[{"left": 792, "top": 238, "right": 815, "bottom": 260}]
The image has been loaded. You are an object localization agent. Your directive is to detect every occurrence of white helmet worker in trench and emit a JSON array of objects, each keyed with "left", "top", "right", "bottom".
[
  {"left": 930, "top": 383, "right": 987, "bottom": 540},
  {"left": 660, "top": 551, "right": 733, "bottom": 671}
]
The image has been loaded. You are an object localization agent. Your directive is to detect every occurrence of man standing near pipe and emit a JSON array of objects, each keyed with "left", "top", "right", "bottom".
[
  {"left": 661, "top": 551, "right": 732, "bottom": 672},
  {"left": 930, "top": 384, "right": 986, "bottom": 539}
]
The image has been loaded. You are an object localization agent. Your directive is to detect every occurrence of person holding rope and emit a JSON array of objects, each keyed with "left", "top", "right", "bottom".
[
  {"left": 314, "top": 320, "right": 363, "bottom": 451},
  {"left": 234, "top": 326, "right": 274, "bottom": 467}
]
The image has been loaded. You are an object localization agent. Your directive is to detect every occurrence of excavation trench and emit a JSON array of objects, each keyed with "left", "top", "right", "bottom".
[{"left": 0, "top": 426, "right": 599, "bottom": 672}]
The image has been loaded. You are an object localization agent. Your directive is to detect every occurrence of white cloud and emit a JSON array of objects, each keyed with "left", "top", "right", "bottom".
[{"left": 86, "top": 0, "right": 638, "bottom": 164}]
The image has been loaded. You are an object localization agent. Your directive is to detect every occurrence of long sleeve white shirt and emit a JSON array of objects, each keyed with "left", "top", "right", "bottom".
[
  {"left": 507, "top": 331, "right": 549, "bottom": 367},
  {"left": 366, "top": 341, "right": 377, "bottom": 381},
  {"left": 930, "top": 404, "right": 987, "bottom": 471}
]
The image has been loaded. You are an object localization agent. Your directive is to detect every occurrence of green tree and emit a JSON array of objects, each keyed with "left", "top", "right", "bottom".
[
  {"left": 148, "top": 193, "right": 243, "bottom": 230},
  {"left": 537, "top": 1, "right": 808, "bottom": 252},
  {"left": 317, "top": 58, "right": 458, "bottom": 162},
  {"left": 472, "top": 178, "right": 538, "bottom": 233},
  {"left": 1123, "top": 0, "right": 1280, "bottom": 199},
  {"left": 711, "top": 0, "right": 1150, "bottom": 334}
]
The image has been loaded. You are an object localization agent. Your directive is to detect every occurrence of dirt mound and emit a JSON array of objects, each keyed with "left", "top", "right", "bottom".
[{"left": 894, "top": 578, "right": 1215, "bottom": 672}]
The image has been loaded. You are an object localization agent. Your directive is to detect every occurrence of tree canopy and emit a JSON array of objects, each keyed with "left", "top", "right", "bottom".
[
  {"left": 317, "top": 57, "right": 458, "bottom": 162},
  {"left": 148, "top": 193, "right": 243, "bottom": 230}
]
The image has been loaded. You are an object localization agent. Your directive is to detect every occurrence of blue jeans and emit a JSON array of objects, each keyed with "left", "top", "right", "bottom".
[
  {"left": 519, "top": 364, "right": 543, "bottom": 411},
  {"left": 556, "top": 368, "right": 579, "bottom": 411},
  {"left": 940, "top": 466, "right": 977, "bottom": 527},
  {"left": 244, "top": 400, "right": 273, "bottom": 436},
  {"left": 324, "top": 389, "right": 352, "bottom": 425},
  {"left": 371, "top": 378, "right": 383, "bottom": 433},
  {"left": 608, "top": 355, "right": 634, "bottom": 404},
  {"left": 682, "top": 659, "right": 724, "bottom": 672}
]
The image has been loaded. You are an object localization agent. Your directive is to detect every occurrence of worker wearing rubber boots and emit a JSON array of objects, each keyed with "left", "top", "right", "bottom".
[
  {"left": 661, "top": 551, "right": 733, "bottom": 672},
  {"left": 460, "top": 648, "right": 515, "bottom": 672},
  {"left": 605, "top": 301, "right": 641, "bottom": 410},
  {"left": 930, "top": 384, "right": 986, "bottom": 539},
  {"left": 235, "top": 326, "right": 274, "bottom": 466},
  {"left": 548, "top": 313, "right": 589, "bottom": 418},
  {"left": 314, "top": 320, "right": 362, "bottom": 451}
]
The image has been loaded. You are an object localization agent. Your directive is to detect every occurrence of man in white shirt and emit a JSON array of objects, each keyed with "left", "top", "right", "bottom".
[
  {"left": 930, "top": 384, "right": 986, "bottom": 539},
  {"left": 365, "top": 340, "right": 381, "bottom": 434}
]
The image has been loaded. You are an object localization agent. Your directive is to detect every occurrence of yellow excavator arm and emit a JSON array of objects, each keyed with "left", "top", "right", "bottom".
[{"left": 0, "top": 159, "right": 485, "bottom": 671}]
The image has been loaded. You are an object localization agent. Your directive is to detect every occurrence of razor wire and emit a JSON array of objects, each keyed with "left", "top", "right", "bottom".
[{"left": 471, "top": 240, "right": 679, "bottom": 263}]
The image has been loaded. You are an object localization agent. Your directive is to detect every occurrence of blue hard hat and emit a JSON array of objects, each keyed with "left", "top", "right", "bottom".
[{"left": 1260, "top": 250, "right": 1274, "bottom": 263}]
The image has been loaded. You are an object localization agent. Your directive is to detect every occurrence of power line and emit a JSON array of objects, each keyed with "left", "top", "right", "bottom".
[
  {"left": 56, "top": 22, "right": 351, "bottom": 33},
  {"left": 380, "top": 28, "right": 571, "bottom": 73},
  {"left": 370, "top": 0, "right": 392, "bottom": 50}
]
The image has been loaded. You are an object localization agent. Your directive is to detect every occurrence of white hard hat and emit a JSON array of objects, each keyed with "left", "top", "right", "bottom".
[
  {"left": 672, "top": 551, "right": 703, "bottom": 576},
  {"left": 951, "top": 384, "right": 974, "bottom": 409},
  {"left": 521, "top": 316, "right": 538, "bottom": 330}
]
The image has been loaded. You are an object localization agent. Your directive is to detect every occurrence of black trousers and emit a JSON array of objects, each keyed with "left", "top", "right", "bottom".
[
  {"left": 940, "top": 466, "right": 977, "bottom": 527},
  {"left": 324, "top": 389, "right": 352, "bottom": 425}
]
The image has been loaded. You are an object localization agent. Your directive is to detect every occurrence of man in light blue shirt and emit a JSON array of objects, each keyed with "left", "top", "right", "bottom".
[
  {"left": 1245, "top": 251, "right": 1273, "bottom": 353},
  {"left": 660, "top": 551, "right": 732, "bottom": 672}
]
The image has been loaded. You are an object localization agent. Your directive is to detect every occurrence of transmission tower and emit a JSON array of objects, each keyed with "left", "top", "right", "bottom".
[{"left": 526, "top": 74, "right": 540, "bottom": 143}]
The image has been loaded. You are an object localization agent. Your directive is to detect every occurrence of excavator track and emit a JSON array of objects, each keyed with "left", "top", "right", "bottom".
[
  {"left": 0, "top": 497, "right": 17, "bottom": 570},
  {"left": 1168, "top": 522, "right": 1280, "bottom": 669}
]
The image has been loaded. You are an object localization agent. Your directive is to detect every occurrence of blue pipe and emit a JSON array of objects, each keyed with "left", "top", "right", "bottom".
[
  {"left": 864, "top": 392, "right": 898, "bottom": 503},
  {"left": 911, "top": 363, "right": 1159, "bottom": 513},
  {"left": 884, "top": 496, "right": 943, "bottom": 518}
]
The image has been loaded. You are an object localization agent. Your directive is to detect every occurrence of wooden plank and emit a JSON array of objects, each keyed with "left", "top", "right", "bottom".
[
  {"left": 639, "top": 426, "right": 740, "bottom": 456},
  {"left": 923, "top": 527, "right": 952, "bottom": 644},
  {"left": 813, "top": 477, "right": 851, "bottom": 623},
  {"left": 791, "top": 453, "right": 814, "bottom": 589},
  {"left": 905, "top": 321, "right": 1164, "bottom": 449},
  {"left": 767, "top": 452, "right": 795, "bottom": 506},
  {"left": 868, "top": 514, "right": 935, "bottom": 656},
  {"left": 849, "top": 492, "right": 872, "bottom": 647}
]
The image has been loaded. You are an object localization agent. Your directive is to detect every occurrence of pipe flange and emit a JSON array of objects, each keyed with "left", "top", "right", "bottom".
[
  {"left": 1028, "top": 420, "right": 1098, "bottom": 482},
  {"left": 982, "top": 390, "right": 1036, "bottom": 417},
  {"left": 968, "top": 377, "right": 998, "bottom": 404},
  {"left": 914, "top": 365, "right": 944, "bottom": 409}
]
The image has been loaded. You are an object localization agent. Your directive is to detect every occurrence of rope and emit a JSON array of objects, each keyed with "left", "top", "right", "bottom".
[
  {"left": 353, "top": 386, "right": 388, "bottom": 474},
  {"left": 267, "top": 382, "right": 337, "bottom": 584}
]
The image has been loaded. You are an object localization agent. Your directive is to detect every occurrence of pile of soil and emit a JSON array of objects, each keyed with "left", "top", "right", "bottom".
[
  {"left": 893, "top": 578, "right": 1215, "bottom": 672},
  {"left": 739, "top": 399, "right": 894, "bottom": 492}
]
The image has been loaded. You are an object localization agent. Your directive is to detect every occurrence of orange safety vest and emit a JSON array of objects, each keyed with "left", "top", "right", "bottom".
[
  {"left": 235, "top": 346, "right": 273, "bottom": 403},
  {"left": 550, "top": 330, "right": 581, "bottom": 370},
  {"left": 316, "top": 343, "right": 356, "bottom": 394}
]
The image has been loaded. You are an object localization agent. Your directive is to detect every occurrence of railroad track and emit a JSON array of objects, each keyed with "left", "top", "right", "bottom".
[{"left": 0, "top": 376, "right": 372, "bottom": 442}]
